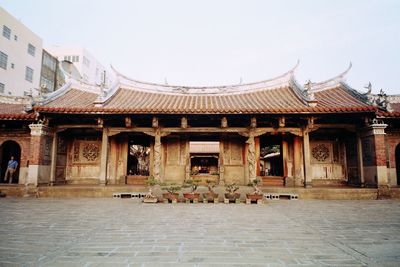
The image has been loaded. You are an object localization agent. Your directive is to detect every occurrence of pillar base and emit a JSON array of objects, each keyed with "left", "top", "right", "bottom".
[{"left": 304, "top": 181, "right": 313, "bottom": 188}]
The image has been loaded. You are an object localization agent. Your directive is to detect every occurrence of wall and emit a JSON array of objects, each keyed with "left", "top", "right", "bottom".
[
  {"left": 107, "top": 134, "right": 128, "bottom": 184},
  {"left": 222, "top": 136, "right": 245, "bottom": 185},
  {"left": 0, "top": 7, "right": 43, "bottom": 96},
  {"left": 386, "top": 131, "right": 400, "bottom": 186},
  {"left": 0, "top": 129, "right": 30, "bottom": 184},
  {"left": 65, "top": 137, "right": 101, "bottom": 184},
  {"left": 309, "top": 140, "right": 346, "bottom": 185},
  {"left": 163, "top": 135, "right": 187, "bottom": 183}
]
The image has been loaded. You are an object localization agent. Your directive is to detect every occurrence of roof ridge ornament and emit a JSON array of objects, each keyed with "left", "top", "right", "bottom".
[
  {"left": 304, "top": 79, "right": 318, "bottom": 107},
  {"left": 310, "top": 62, "right": 352, "bottom": 92},
  {"left": 109, "top": 61, "right": 300, "bottom": 95}
]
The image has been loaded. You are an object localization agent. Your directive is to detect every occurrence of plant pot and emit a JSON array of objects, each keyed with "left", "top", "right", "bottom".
[
  {"left": 224, "top": 193, "right": 240, "bottom": 201},
  {"left": 162, "top": 193, "right": 179, "bottom": 201},
  {"left": 203, "top": 192, "right": 218, "bottom": 201},
  {"left": 183, "top": 192, "right": 200, "bottom": 200},
  {"left": 143, "top": 196, "right": 158, "bottom": 203},
  {"left": 246, "top": 193, "right": 263, "bottom": 201}
]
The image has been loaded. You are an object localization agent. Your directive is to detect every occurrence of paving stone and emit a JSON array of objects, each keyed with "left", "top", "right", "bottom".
[{"left": 0, "top": 198, "right": 399, "bottom": 266}]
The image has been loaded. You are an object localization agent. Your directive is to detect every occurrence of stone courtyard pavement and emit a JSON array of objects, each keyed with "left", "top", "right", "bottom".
[{"left": 0, "top": 199, "right": 399, "bottom": 267}]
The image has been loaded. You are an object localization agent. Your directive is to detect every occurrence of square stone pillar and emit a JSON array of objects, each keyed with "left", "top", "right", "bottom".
[
  {"left": 293, "top": 136, "right": 304, "bottom": 186},
  {"left": 360, "top": 122, "right": 388, "bottom": 187},
  {"left": 49, "top": 131, "right": 58, "bottom": 186},
  {"left": 356, "top": 132, "right": 365, "bottom": 187},
  {"left": 302, "top": 131, "right": 312, "bottom": 188},
  {"left": 99, "top": 128, "right": 109, "bottom": 185},
  {"left": 28, "top": 124, "right": 54, "bottom": 186}
]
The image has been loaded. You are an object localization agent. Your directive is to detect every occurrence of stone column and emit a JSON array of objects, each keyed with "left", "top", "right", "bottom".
[
  {"left": 49, "top": 131, "right": 58, "bottom": 186},
  {"left": 99, "top": 128, "right": 108, "bottom": 185},
  {"left": 218, "top": 137, "right": 225, "bottom": 185},
  {"left": 28, "top": 124, "right": 53, "bottom": 186},
  {"left": 356, "top": 132, "right": 365, "bottom": 187},
  {"left": 293, "top": 136, "right": 304, "bottom": 186},
  {"left": 153, "top": 130, "right": 162, "bottom": 181},
  {"left": 302, "top": 130, "right": 312, "bottom": 188},
  {"left": 361, "top": 122, "right": 388, "bottom": 187},
  {"left": 246, "top": 134, "right": 256, "bottom": 182}
]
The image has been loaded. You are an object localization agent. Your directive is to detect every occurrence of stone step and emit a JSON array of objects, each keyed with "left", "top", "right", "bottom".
[
  {"left": 264, "top": 193, "right": 299, "bottom": 200},
  {"left": 112, "top": 192, "right": 147, "bottom": 199},
  {"left": 261, "top": 176, "right": 285, "bottom": 186}
]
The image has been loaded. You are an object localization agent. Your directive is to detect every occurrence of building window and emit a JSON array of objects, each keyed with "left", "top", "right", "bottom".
[
  {"left": 0, "top": 83, "right": 4, "bottom": 93},
  {"left": 2, "top": 25, "right": 11, "bottom": 39},
  {"left": 14, "top": 35, "right": 17, "bottom": 41},
  {"left": 83, "top": 56, "right": 90, "bottom": 67},
  {"left": 11, "top": 63, "right": 14, "bottom": 69},
  {"left": 0, "top": 51, "right": 7, "bottom": 69},
  {"left": 28, "top": 44, "right": 36, "bottom": 56},
  {"left": 25, "top": 66, "right": 33, "bottom": 82},
  {"left": 71, "top": 55, "right": 79, "bottom": 62}
]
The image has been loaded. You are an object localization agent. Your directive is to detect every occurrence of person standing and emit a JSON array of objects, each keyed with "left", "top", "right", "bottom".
[{"left": 4, "top": 156, "right": 18, "bottom": 184}]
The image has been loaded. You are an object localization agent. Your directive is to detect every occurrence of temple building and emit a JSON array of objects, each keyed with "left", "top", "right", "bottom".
[{"left": 0, "top": 63, "right": 399, "bottom": 195}]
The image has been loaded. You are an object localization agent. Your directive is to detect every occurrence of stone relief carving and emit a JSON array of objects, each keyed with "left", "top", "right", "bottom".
[
  {"left": 312, "top": 144, "right": 330, "bottom": 162},
  {"left": 82, "top": 143, "right": 100, "bottom": 161}
]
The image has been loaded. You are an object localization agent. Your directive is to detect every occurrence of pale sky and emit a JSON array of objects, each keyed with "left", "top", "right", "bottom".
[{"left": 1, "top": 0, "right": 399, "bottom": 94}]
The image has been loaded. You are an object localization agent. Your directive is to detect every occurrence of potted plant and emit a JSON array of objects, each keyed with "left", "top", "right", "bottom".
[
  {"left": 161, "top": 183, "right": 181, "bottom": 203},
  {"left": 203, "top": 179, "right": 218, "bottom": 203},
  {"left": 143, "top": 176, "right": 158, "bottom": 203},
  {"left": 182, "top": 178, "right": 201, "bottom": 202},
  {"left": 224, "top": 183, "right": 240, "bottom": 203},
  {"left": 246, "top": 178, "right": 263, "bottom": 202}
]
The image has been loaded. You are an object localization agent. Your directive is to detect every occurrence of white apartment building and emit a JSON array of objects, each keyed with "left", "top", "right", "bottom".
[
  {"left": 0, "top": 7, "right": 43, "bottom": 96},
  {"left": 46, "top": 46, "right": 110, "bottom": 87}
]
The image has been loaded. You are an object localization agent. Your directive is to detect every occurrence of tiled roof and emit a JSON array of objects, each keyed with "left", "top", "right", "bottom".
[
  {"left": 35, "top": 83, "right": 376, "bottom": 114},
  {"left": 37, "top": 86, "right": 374, "bottom": 114},
  {"left": 314, "top": 86, "right": 373, "bottom": 111},
  {"left": 0, "top": 103, "right": 36, "bottom": 120},
  {"left": 34, "top": 65, "right": 379, "bottom": 115},
  {"left": 103, "top": 86, "right": 309, "bottom": 114},
  {"left": 391, "top": 103, "right": 400, "bottom": 112},
  {"left": 44, "top": 89, "right": 98, "bottom": 108}
]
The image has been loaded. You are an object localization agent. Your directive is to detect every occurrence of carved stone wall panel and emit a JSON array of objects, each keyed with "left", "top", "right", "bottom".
[
  {"left": 223, "top": 140, "right": 230, "bottom": 165},
  {"left": 230, "top": 140, "right": 243, "bottom": 165},
  {"left": 166, "top": 138, "right": 180, "bottom": 165},
  {"left": 362, "top": 136, "right": 375, "bottom": 166}
]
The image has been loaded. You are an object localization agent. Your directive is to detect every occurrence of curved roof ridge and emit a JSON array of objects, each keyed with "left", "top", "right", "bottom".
[
  {"left": 110, "top": 61, "right": 299, "bottom": 95},
  {"left": 41, "top": 78, "right": 102, "bottom": 106},
  {"left": 310, "top": 62, "right": 352, "bottom": 92},
  {"left": 338, "top": 81, "right": 370, "bottom": 104},
  {"left": 290, "top": 77, "right": 310, "bottom": 105},
  {"left": 41, "top": 81, "right": 73, "bottom": 105}
]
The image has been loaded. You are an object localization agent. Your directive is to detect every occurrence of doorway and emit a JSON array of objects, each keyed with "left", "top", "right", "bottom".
[
  {"left": 396, "top": 144, "right": 400, "bottom": 186},
  {"left": 0, "top": 140, "right": 21, "bottom": 184},
  {"left": 189, "top": 141, "right": 220, "bottom": 183},
  {"left": 259, "top": 134, "right": 284, "bottom": 186},
  {"left": 126, "top": 135, "right": 150, "bottom": 185}
]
